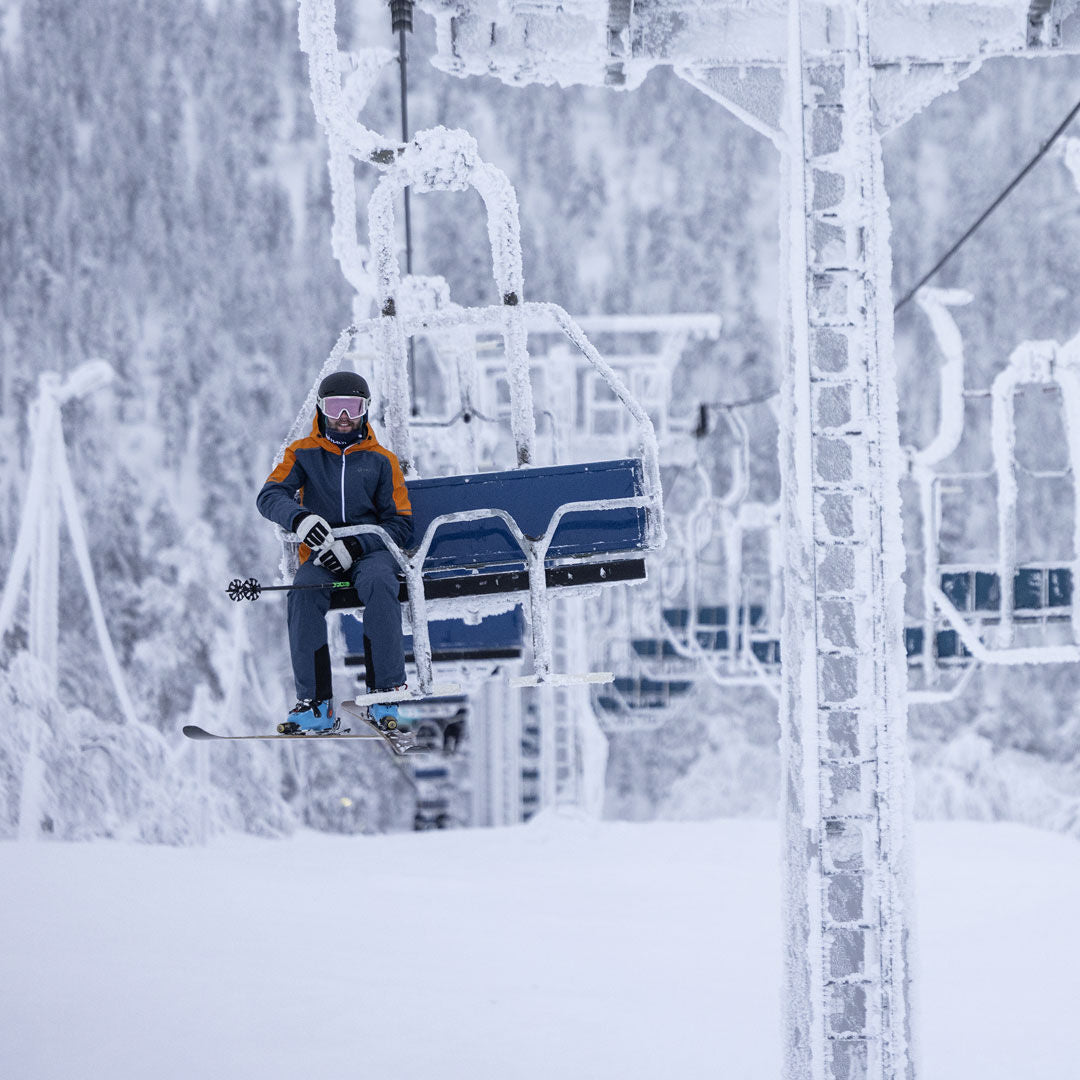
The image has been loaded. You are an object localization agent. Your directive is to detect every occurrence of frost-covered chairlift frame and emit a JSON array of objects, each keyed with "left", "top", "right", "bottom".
[
  {"left": 905, "top": 291, "right": 1080, "bottom": 691},
  {"left": 274, "top": 134, "right": 664, "bottom": 699},
  {"left": 613, "top": 419, "right": 782, "bottom": 688},
  {"left": 416, "top": 311, "right": 723, "bottom": 481},
  {"left": 472, "top": 311, "right": 724, "bottom": 462},
  {"left": 659, "top": 413, "right": 782, "bottom": 685},
  {"left": 590, "top": 440, "right": 783, "bottom": 731}
]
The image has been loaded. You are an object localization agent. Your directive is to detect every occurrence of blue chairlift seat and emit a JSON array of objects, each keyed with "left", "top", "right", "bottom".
[
  {"left": 905, "top": 625, "right": 972, "bottom": 662},
  {"left": 1013, "top": 568, "right": 1042, "bottom": 610},
  {"left": 413, "top": 766, "right": 451, "bottom": 782},
  {"left": 934, "top": 629, "right": 968, "bottom": 660},
  {"left": 411, "top": 458, "right": 648, "bottom": 571},
  {"left": 342, "top": 607, "right": 525, "bottom": 669},
  {"left": 327, "top": 458, "right": 650, "bottom": 611},
  {"left": 1012, "top": 566, "right": 1074, "bottom": 611},
  {"left": 904, "top": 626, "right": 924, "bottom": 658},
  {"left": 662, "top": 605, "right": 767, "bottom": 629},
  {"left": 654, "top": 606, "right": 779, "bottom": 664},
  {"left": 751, "top": 639, "right": 781, "bottom": 664},
  {"left": 908, "top": 565, "right": 1076, "bottom": 672},
  {"left": 1048, "top": 567, "right": 1073, "bottom": 607},
  {"left": 633, "top": 632, "right": 781, "bottom": 666},
  {"left": 939, "top": 566, "right": 1073, "bottom": 617},
  {"left": 595, "top": 675, "right": 694, "bottom": 712},
  {"left": 631, "top": 638, "right": 681, "bottom": 659}
]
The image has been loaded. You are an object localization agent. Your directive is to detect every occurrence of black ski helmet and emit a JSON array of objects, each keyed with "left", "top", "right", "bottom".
[
  {"left": 317, "top": 371, "right": 370, "bottom": 400},
  {"left": 316, "top": 370, "right": 371, "bottom": 438}
]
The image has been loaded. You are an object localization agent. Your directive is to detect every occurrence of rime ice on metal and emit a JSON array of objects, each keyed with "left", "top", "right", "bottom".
[
  {"left": 913, "top": 322, "right": 1080, "bottom": 670},
  {"left": 778, "top": 1, "right": 914, "bottom": 1075},
  {"left": 0, "top": 364, "right": 139, "bottom": 730}
]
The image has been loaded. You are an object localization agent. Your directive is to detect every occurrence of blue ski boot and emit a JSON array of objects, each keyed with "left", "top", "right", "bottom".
[
  {"left": 278, "top": 698, "right": 337, "bottom": 735},
  {"left": 370, "top": 701, "right": 404, "bottom": 731},
  {"left": 369, "top": 688, "right": 416, "bottom": 750}
]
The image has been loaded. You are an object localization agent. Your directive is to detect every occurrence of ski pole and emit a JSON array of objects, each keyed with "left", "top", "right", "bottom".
[{"left": 226, "top": 577, "right": 355, "bottom": 602}]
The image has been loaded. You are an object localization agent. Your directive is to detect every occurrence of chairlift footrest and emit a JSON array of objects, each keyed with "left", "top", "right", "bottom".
[
  {"left": 509, "top": 671, "right": 615, "bottom": 688},
  {"left": 344, "top": 684, "right": 463, "bottom": 707}
]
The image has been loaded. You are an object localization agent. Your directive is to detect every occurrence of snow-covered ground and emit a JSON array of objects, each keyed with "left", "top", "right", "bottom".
[{"left": 2, "top": 817, "right": 1078, "bottom": 1080}]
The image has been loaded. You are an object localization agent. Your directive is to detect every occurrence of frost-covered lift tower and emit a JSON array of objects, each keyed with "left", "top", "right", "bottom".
[{"left": 418, "top": 0, "right": 1079, "bottom": 1077}]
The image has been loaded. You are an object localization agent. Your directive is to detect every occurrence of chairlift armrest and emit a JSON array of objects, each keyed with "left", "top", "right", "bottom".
[{"left": 288, "top": 523, "right": 411, "bottom": 572}]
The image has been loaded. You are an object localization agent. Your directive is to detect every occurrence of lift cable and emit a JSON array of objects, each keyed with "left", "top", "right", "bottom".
[
  {"left": 389, "top": 0, "right": 419, "bottom": 411},
  {"left": 894, "top": 97, "right": 1080, "bottom": 314},
  {"left": 390, "top": 0, "right": 414, "bottom": 276}
]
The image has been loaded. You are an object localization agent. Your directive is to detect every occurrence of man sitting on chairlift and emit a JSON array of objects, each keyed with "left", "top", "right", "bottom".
[{"left": 257, "top": 371, "right": 414, "bottom": 736}]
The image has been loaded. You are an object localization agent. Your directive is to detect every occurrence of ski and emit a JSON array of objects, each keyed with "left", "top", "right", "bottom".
[
  {"left": 182, "top": 724, "right": 382, "bottom": 742},
  {"left": 182, "top": 690, "right": 446, "bottom": 751}
]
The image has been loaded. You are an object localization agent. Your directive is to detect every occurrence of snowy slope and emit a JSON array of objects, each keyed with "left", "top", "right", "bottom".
[{"left": 2, "top": 818, "right": 1078, "bottom": 1080}]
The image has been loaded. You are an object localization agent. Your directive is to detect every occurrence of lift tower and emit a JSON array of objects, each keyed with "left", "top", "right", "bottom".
[{"left": 779, "top": 0, "right": 913, "bottom": 1074}]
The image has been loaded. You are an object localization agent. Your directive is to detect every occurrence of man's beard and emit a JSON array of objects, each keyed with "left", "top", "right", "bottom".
[{"left": 326, "top": 422, "right": 363, "bottom": 446}]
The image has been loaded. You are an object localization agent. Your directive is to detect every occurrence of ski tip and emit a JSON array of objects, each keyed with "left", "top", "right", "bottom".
[{"left": 182, "top": 725, "right": 216, "bottom": 740}]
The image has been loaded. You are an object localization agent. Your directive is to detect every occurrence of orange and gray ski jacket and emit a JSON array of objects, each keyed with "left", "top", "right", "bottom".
[{"left": 257, "top": 417, "right": 413, "bottom": 560}]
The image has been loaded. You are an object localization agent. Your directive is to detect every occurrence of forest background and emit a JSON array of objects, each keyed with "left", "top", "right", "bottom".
[{"left": 1, "top": 0, "right": 1078, "bottom": 840}]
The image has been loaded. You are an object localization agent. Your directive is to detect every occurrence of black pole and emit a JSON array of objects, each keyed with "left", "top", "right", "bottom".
[
  {"left": 398, "top": 25, "right": 413, "bottom": 278},
  {"left": 390, "top": 1, "right": 419, "bottom": 413},
  {"left": 226, "top": 578, "right": 355, "bottom": 602}
]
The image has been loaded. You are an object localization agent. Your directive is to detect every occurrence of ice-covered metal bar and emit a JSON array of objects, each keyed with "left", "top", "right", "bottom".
[
  {"left": 991, "top": 338, "right": 1080, "bottom": 648},
  {"left": 397, "top": 300, "right": 665, "bottom": 545},
  {"left": 909, "top": 288, "right": 972, "bottom": 686},
  {"left": 0, "top": 365, "right": 139, "bottom": 730},
  {"left": 366, "top": 128, "right": 534, "bottom": 473},
  {"left": 420, "top": 0, "right": 1080, "bottom": 81},
  {"left": 298, "top": 0, "right": 400, "bottom": 312}
]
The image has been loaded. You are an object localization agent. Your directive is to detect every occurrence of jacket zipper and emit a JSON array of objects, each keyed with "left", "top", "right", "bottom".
[{"left": 340, "top": 449, "right": 347, "bottom": 521}]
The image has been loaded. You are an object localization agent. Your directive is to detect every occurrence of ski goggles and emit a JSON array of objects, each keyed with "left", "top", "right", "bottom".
[{"left": 318, "top": 394, "right": 369, "bottom": 421}]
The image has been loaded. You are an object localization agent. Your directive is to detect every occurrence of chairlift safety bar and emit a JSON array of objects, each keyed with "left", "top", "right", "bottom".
[{"left": 287, "top": 492, "right": 651, "bottom": 691}]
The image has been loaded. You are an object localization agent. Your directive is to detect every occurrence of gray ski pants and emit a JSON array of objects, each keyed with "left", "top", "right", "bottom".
[{"left": 287, "top": 549, "right": 405, "bottom": 701}]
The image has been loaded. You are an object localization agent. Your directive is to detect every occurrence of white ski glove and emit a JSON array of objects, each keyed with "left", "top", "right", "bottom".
[
  {"left": 314, "top": 539, "right": 353, "bottom": 576},
  {"left": 294, "top": 513, "right": 332, "bottom": 552}
]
